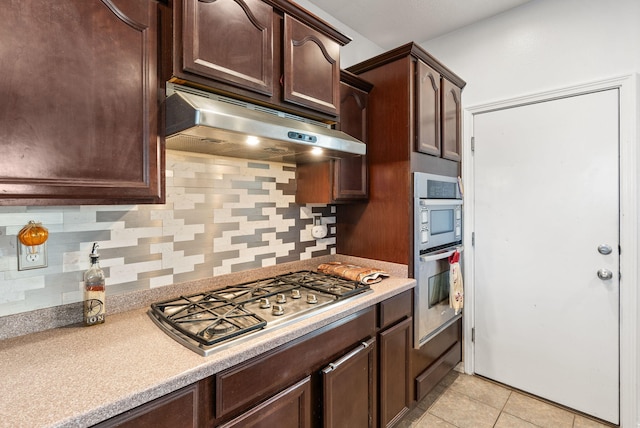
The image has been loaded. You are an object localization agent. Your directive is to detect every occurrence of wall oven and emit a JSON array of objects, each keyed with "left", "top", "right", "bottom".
[{"left": 413, "top": 172, "right": 463, "bottom": 348}]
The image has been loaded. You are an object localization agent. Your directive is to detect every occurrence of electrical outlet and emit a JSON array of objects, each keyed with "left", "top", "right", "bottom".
[{"left": 17, "top": 240, "right": 48, "bottom": 270}]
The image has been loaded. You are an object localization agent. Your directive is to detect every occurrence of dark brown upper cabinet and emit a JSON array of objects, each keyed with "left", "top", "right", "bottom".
[
  {"left": 415, "top": 61, "right": 463, "bottom": 161},
  {"left": 168, "top": 0, "right": 350, "bottom": 122},
  {"left": 295, "top": 71, "right": 372, "bottom": 204},
  {"left": 348, "top": 43, "right": 465, "bottom": 164},
  {"left": 338, "top": 43, "right": 465, "bottom": 265},
  {"left": 0, "top": 0, "right": 163, "bottom": 205}
]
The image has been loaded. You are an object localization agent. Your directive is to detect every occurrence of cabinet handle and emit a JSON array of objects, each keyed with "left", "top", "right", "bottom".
[
  {"left": 322, "top": 337, "right": 375, "bottom": 373},
  {"left": 198, "top": 0, "right": 217, "bottom": 3}
]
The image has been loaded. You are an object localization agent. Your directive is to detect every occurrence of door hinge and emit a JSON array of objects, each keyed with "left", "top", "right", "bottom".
[
  {"left": 471, "top": 232, "right": 475, "bottom": 246},
  {"left": 471, "top": 327, "right": 475, "bottom": 343},
  {"left": 471, "top": 136, "right": 475, "bottom": 152}
]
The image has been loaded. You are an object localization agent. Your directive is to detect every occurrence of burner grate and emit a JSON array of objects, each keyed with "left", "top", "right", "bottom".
[
  {"left": 278, "top": 270, "right": 367, "bottom": 298},
  {"left": 150, "top": 293, "right": 266, "bottom": 346}
]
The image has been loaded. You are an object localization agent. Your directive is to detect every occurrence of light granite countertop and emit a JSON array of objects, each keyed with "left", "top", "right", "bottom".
[{"left": 0, "top": 256, "right": 414, "bottom": 428}]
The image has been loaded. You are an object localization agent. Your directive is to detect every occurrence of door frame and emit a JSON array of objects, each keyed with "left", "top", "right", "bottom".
[{"left": 461, "top": 74, "right": 638, "bottom": 427}]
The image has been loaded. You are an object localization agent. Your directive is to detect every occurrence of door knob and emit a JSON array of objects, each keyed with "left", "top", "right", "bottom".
[
  {"left": 597, "top": 244, "right": 613, "bottom": 255},
  {"left": 597, "top": 269, "right": 613, "bottom": 280}
]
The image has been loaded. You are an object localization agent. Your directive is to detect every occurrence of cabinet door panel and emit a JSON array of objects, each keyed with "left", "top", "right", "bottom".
[
  {"left": 379, "top": 317, "right": 412, "bottom": 427},
  {"left": 322, "top": 338, "right": 376, "bottom": 428},
  {"left": 333, "top": 82, "right": 368, "bottom": 200},
  {"left": 415, "top": 60, "right": 441, "bottom": 156},
  {"left": 441, "top": 78, "right": 462, "bottom": 162},
  {"left": 182, "top": 0, "right": 274, "bottom": 96},
  {"left": 0, "top": 0, "right": 162, "bottom": 204},
  {"left": 284, "top": 15, "right": 340, "bottom": 116}
]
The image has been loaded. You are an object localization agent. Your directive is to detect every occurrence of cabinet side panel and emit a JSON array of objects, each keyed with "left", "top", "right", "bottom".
[{"left": 337, "top": 57, "right": 412, "bottom": 264}]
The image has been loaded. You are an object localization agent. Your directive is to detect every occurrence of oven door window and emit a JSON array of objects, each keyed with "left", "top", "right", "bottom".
[
  {"left": 430, "top": 209, "right": 454, "bottom": 235},
  {"left": 428, "top": 270, "right": 450, "bottom": 308}
]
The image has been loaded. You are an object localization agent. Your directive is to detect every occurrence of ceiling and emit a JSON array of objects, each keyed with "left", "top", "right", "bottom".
[{"left": 305, "top": 0, "right": 533, "bottom": 49}]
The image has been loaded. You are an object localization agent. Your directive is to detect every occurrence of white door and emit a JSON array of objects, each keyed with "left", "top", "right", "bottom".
[{"left": 473, "top": 89, "right": 620, "bottom": 424}]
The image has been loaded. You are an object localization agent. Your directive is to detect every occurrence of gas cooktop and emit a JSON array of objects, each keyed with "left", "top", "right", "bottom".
[{"left": 148, "top": 271, "right": 371, "bottom": 356}]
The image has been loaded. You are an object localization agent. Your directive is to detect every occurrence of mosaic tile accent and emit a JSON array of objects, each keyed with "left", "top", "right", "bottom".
[{"left": 0, "top": 151, "right": 335, "bottom": 317}]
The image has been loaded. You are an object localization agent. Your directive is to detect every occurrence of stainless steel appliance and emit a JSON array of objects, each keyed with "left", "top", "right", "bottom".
[
  {"left": 413, "top": 172, "right": 463, "bottom": 348},
  {"left": 148, "top": 271, "right": 371, "bottom": 356},
  {"left": 164, "top": 84, "right": 366, "bottom": 163},
  {"left": 415, "top": 173, "right": 462, "bottom": 254}
]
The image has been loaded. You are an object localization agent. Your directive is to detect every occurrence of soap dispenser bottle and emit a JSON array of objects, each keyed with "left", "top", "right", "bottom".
[{"left": 83, "top": 243, "right": 106, "bottom": 326}]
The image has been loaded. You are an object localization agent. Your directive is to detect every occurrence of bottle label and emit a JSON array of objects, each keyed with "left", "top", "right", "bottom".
[
  {"left": 84, "top": 291, "right": 105, "bottom": 326},
  {"left": 84, "top": 312, "right": 105, "bottom": 326}
]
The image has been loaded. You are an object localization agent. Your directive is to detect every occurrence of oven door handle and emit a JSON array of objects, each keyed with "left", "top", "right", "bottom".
[{"left": 419, "top": 246, "right": 464, "bottom": 263}]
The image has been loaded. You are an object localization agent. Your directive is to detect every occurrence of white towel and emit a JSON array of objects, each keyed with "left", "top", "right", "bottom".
[{"left": 449, "top": 251, "right": 463, "bottom": 314}]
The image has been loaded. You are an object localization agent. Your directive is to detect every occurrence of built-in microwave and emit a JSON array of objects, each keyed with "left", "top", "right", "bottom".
[{"left": 414, "top": 172, "right": 462, "bottom": 255}]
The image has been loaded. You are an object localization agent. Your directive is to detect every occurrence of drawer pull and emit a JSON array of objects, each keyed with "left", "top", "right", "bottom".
[{"left": 321, "top": 338, "right": 374, "bottom": 373}]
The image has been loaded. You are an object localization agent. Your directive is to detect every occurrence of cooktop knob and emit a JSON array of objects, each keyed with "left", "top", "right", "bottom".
[
  {"left": 276, "top": 293, "right": 287, "bottom": 304},
  {"left": 307, "top": 294, "right": 318, "bottom": 304},
  {"left": 272, "top": 305, "right": 284, "bottom": 316},
  {"left": 291, "top": 289, "right": 301, "bottom": 299},
  {"left": 259, "top": 298, "right": 271, "bottom": 309}
]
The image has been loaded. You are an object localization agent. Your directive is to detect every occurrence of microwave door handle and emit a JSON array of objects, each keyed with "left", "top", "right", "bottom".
[{"left": 419, "top": 246, "right": 463, "bottom": 263}]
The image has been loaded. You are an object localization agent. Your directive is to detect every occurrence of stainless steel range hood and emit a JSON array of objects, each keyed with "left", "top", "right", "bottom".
[{"left": 165, "top": 86, "right": 366, "bottom": 163}]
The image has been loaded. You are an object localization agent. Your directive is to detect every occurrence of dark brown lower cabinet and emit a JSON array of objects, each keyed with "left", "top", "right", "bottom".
[
  {"left": 92, "top": 292, "right": 426, "bottom": 427},
  {"left": 322, "top": 337, "right": 376, "bottom": 428},
  {"left": 379, "top": 317, "right": 412, "bottom": 427},
  {"left": 218, "top": 376, "right": 312, "bottom": 428}
]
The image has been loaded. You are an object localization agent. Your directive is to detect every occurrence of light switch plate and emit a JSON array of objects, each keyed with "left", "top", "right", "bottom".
[{"left": 17, "top": 240, "right": 48, "bottom": 270}]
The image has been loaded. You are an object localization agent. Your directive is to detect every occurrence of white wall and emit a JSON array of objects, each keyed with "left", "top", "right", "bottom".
[
  {"left": 420, "top": 0, "right": 640, "bottom": 107},
  {"left": 419, "top": 1, "right": 640, "bottom": 425}
]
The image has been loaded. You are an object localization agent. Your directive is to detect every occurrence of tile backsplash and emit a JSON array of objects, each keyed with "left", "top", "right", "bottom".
[{"left": 0, "top": 151, "right": 336, "bottom": 317}]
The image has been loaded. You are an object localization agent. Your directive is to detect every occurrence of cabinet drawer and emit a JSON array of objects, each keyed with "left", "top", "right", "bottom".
[
  {"left": 378, "top": 290, "right": 412, "bottom": 329},
  {"left": 218, "top": 376, "right": 311, "bottom": 428},
  {"left": 215, "top": 307, "right": 376, "bottom": 418},
  {"left": 415, "top": 341, "right": 461, "bottom": 401}
]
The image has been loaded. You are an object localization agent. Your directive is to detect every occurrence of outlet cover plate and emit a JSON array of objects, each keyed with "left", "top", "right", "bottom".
[{"left": 17, "top": 240, "right": 48, "bottom": 270}]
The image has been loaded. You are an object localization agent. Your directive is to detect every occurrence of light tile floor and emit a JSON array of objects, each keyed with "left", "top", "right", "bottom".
[{"left": 397, "top": 367, "right": 615, "bottom": 428}]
